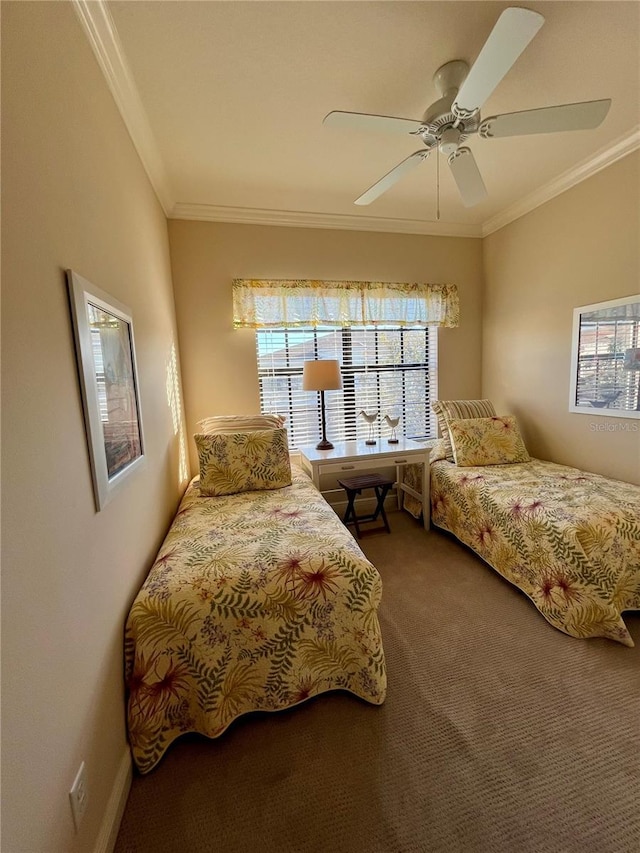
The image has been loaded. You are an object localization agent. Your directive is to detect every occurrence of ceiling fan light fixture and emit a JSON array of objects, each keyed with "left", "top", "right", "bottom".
[{"left": 439, "top": 127, "right": 461, "bottom": 155}]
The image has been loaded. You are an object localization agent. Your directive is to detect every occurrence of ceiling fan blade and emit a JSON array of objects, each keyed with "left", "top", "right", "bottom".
[
  {"left": 452, "top": 7, "right": 545, "bottom": 119},
  {"left": 448, "top": 147, "right": 487, "bottom": 207},
  {"left": 480, "top": 99, "right": 612, "bottom": 138},
  {"left": 323, "top": 110, "right": 423, "bottom": 136},
  {"left": 354, "top": 150, "right": 431, "bottom": 205}
]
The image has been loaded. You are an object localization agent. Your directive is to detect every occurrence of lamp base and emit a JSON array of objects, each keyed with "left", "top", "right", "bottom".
[{"left": 316, "top": 438, "right": 334, "bottom": 450}]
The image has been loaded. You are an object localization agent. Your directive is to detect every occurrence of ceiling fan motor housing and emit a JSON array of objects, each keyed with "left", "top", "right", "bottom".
[{"left": 420, "top": 60, "right": 479, "bottom": 150}]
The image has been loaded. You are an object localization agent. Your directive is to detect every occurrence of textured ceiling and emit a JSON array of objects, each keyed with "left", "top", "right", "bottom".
[{"left": 106, "top": 1, "right": 640, "bottom": 233}]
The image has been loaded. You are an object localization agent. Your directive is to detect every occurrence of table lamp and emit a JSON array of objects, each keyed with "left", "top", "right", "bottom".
[{"left": 302, "top": 359, "right": 342, "bottom": 450}]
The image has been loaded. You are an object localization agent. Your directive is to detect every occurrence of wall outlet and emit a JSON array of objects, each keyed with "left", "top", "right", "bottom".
[{"left": 69, "top": 761, "right": 88, "bottom": 832}]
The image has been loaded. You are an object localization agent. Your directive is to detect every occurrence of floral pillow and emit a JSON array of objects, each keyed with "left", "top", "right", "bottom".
[
  {"left": 431, "top": 399, "right": 497, "bottom": 462},
  {"left": 195, "top": 428, "right": 292, "bottom": 496},
  {"left": 447, "top": 415, "right": 530, "bottom": 467}
]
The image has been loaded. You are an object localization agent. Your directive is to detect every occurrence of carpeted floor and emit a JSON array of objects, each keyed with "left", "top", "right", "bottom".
[{"left": 115, "top": 511, "right": 640, "bottom": 853}]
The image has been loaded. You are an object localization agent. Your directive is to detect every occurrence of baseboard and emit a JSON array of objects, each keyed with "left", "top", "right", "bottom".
[{"left": 94, "top": 747, "right": 133, "bottom": 853}]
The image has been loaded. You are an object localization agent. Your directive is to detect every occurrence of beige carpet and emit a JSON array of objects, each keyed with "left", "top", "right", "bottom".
[{"left": 115, "top": 511, "right": 640, "bottom": 853}]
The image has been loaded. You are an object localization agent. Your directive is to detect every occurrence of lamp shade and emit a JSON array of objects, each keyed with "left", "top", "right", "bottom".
[{"left": 302, "top": 359, "right": 342, "bottom": 391}]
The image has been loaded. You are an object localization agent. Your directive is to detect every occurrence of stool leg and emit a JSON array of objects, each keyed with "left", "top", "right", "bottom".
[
  {"left": 342, "top": 489, "right": 356, "bottom": 524},
  {"left": 373, "top": 484, "right": 391, "bottom": 533},
  {"left": 371, "top": 485, "right": 383, "bottom": 522},
  {"left": 342, "top": 488, "right": 362, "bottom": 539}
]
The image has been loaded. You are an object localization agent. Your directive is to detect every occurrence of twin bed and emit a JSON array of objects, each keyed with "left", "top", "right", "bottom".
[
  {"left": 125, "top": 463, "right": 386, "bottom": 774},
  {"left": 431, "top": 456, "right": 640, "bottom": 646},
  {"left": 401, "top": 430, "right": 640, "bottom": 648},
  {"left": 125, "top": 408, "right": 639, "bottom": 772}
]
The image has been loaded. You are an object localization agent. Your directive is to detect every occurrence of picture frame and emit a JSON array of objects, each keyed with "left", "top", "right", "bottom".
[
  {"left": 569, "top": 294, "right": 640, "bottom": 420},
  {"left": 67, "top": 270, "right": 146, "bottom": 509}
]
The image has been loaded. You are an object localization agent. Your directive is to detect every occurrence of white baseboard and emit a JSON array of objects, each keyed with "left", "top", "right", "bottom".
[{"left": 94, "top": 747, "right": 133, "bottom": 853}]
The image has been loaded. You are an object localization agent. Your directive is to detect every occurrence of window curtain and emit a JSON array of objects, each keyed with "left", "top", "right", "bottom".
[{"left": 232, "top": 279, "right": 459, "bottom": 329}]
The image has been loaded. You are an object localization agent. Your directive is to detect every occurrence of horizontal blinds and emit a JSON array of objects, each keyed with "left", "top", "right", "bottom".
[
  {"left": 256, "top": 326, "right": 438, "bottom": 448},
  {"left": 575, "top": 319, "right": 639, "bottom": 410}
]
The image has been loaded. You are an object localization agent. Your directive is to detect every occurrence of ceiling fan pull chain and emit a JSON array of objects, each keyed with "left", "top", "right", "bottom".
[{"left": 436, "top": 148, "right": 440, "bottom": 221}]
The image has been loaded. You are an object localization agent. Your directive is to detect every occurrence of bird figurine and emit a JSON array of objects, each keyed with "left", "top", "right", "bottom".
[
  {"left": 358, "top": 410, "right": 378, "bottom": 445},
  {"left": 384, "top": 414, "right": 400, "bottom": 444}
]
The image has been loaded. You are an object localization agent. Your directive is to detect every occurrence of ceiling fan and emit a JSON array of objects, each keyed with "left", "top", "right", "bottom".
[{"left": 323, "top": 6, "right": 611, "bottom": 209}]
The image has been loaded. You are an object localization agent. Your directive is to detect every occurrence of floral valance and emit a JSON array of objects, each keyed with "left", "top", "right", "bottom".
[{"left": 232, "top": 279, "right": 459, "bottom": 329}]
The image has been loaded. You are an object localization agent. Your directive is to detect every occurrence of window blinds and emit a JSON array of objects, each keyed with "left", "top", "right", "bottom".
[
  {"left": 576, "top": 319, "right": 639, "bottom": 410},
  {"left": 256, "top": 326, "right": 438, "bottom": 448}
]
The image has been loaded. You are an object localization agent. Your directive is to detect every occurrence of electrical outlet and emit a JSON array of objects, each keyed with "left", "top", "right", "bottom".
[{"left": 69, "top": 761, "right": 88, "bottom": 832}]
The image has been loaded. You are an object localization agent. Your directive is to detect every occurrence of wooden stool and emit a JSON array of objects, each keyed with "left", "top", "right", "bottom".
[{"left": 337, "top": 473, "right": 393, "bottom": 538}]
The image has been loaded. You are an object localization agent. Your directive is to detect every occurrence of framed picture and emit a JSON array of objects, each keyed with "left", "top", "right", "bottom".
[
  {"left": 569, "top": 294, "right": 640, "bottom": 419},
  {"left": 67, "top": 270, "right": 146, "bottom": 509}
]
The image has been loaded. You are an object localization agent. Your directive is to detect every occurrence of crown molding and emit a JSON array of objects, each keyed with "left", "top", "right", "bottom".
[
  {"left": 72, "top": 0, "right": 638, "bottom": 240},
  {"left": 482, "top": 126, "right": 640, "bottom": 237},
  {"left": 169, "top": 203, "right": 483, "bottom": 238},
  {"left": 72, "top": 0, "right": 173, "bottom": 215}
]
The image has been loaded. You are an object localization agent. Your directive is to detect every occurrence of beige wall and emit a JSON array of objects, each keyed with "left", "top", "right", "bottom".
[
  {"left": 168, "top": 221, "right": 484, "bottom": 470},
  {"left": 3, "top": 6, "right": 636, "bottom": 851},
  {"left": 483, "top": 152, "right": 640, "bottom": 484},
  {"left": 2, "top": 4, "right": 188, "bottom": 852}
]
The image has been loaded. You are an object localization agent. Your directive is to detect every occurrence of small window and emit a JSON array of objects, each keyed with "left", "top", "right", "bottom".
[{"left": 570, "top": 295, "right": 640, "bottom": 418}]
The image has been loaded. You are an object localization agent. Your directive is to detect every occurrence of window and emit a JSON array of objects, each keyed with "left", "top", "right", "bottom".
[
  {"left": 570, "top": 295, "right": 640, "bottom": 418},
  {"left": 256, "top": 326, "right": 438, "bottom": 447}
]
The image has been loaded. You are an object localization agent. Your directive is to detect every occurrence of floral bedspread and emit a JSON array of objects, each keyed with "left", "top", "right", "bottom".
[
  {"left": 125, "top": 467, "right": 386, "bottom": 773},
  {"left": 401, "top": 462, "right": 425, "bottom": 520},
  {"left": 430, "top": 458, "right": 640, "bottom": 646}
]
